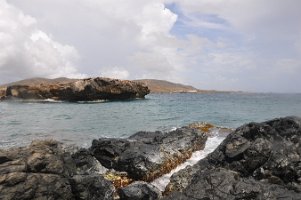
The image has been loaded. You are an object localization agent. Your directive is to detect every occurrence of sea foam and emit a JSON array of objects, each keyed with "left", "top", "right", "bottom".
[{"left": 151, "top": 133, "right": 225, "bottom": 191}]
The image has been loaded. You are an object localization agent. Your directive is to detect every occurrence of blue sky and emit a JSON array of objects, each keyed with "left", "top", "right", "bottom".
[
  {"left": 167, "top": 3, "right": 236, "bottom": 41},
  {"left": 1, "top": 0, "right": 301, "bottom": 93}
]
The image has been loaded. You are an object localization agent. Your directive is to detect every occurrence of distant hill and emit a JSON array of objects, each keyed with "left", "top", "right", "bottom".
[
  {"left": 0, "top": 77, "right": 79, "bottom": 98},
  {"left": 1, "top": 77, "right": 78, "bottom": 87},
  {"left": 134, "top": 79, "right": 203, "bottom": 93},
  {"left": 0, "top": 77, "right": 224, "bottom": 94}
]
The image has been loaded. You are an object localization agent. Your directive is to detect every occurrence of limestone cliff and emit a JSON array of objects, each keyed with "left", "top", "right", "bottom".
[{"left": 0, "top": 77, "right": 150, "bottom": 101}]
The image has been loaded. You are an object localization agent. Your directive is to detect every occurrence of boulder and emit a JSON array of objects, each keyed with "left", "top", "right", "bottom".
[
  {"left": 90, "top": 127, "right": 208, "bottom": 182},
  {"left": 71, "top": 148, "right": 108, "bottom": 175},
  {"left": 0, "top": 140, "right": 114, "bottom": 200},
  {"left": 165, "top": 168, "right": 300, "bottom": 200},
  {"left": 70, "top": 174, "right": 114, "bottom": 200},
  {"left": 118, "top": 181, "right": 162, "bottom": 200},
  {"left": 164, "top": 116, "right": 301, "bottom": 199},
  {"left": 2, "top": 77, "right": 149, "bottom": 101}
]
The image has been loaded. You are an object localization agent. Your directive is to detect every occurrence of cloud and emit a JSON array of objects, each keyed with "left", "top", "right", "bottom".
[
  {"left": 0, "top": 0, "right": 84, "bottom": 83},
  {"left": 165, "top": 0, "right": 301, "bottom": 92},
  {"left": 101, "top": 67, "right": 129, "bottom": 80},
  {"left": 276, "top": 59, "right": 301, "bottom": 74},
  {"left": 3, "top": 0, "right": 301, "bottom": 92},
  {"left": 7, "top": 0, "right": 206, "bottom": 83}
]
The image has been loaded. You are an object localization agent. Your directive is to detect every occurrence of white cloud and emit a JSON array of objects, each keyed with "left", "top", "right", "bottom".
[
  {"left": 7, "top": 0, "right": 206, "bottom": 83},
  {"left": 276, "top": 59, "right": 301, "bottom": 74},
  {"left": 207, "top": 52, "right": 254, "bottom": 72},
  {"left": 167, "top": 0, "right": 301, "bottom": 32},
  {"left": 295, "top": 33, "right": 301, "bottom": 55},
  {"left": 101, "top": 67, "right": 129, "bottom": 80},
  {"left": 0, "top": 0, "right": 83, "bottom": 83},
  {"left": 3, "top": 0, "right": 301, "bottom": 92}
]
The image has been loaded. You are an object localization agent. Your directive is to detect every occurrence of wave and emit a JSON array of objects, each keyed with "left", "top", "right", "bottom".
[
  {"left": 1, "top": 98, "right": 63, "bottom": 103},
  {"left": 77, "top": 99, "right": 107, "bottom": 104},
  {"left": 1, "top": 98, "right": 107, "bottom": 104},
  {"left": 151, "top": 133, "right": 225, "bottom": 191}
]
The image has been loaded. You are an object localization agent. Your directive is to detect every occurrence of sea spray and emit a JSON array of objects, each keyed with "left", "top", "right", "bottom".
[{"left": 151, "top": 134, "right": 225, "bottom": 191}]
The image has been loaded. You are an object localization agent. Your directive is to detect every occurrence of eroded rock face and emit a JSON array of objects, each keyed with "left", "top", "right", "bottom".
[
  {"left": 2, "top": 77, "right": 150, "bottom": 101},
  {"left": 0, "top": 140, "right": 114, "bottom": 200},
  {"left": 164, "top": 116, "right": 301, "bottom": 199},
  {"left": 90, "top": 127, "right": 208, "bottom": 182},
  {"left": 0, "top": 87, "right": 6, "bottom": 100}
]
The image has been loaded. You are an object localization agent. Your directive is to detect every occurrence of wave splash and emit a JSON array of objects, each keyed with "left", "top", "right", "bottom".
[{"left": 151, "top": 131, "right": 225, "bottom": 191}]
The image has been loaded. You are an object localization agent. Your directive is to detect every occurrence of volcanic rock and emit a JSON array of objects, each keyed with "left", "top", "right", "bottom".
[
  {"left": 1, "top": 77, "right": 150, "bottom": 101},
  {"left": 71, "top": 148, "right": 108, "bottom": 175},
  {"left": 164, "top": 116, "right": 301, "bottom": 199},
  {"left": 118, "top": 181, "right": 162, "bottom": 200},
  {"left": 90, "top": 127, "right": 208, "bottom": 182},
  {"left": 0, "top": 140, "right": 114, "bottom": 200}
]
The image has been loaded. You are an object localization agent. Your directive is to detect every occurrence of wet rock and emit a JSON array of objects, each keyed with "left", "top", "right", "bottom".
[
  {"left": 72, "top": 148, "right": 108, "bottom": 175},
  {"left": 0, "top": 172, "right": 74, "bottom": 200},
  {"left": 91, "top": 127, "right": 208, "bottom": 182},
  {"left": 2, "top": 77, "right": 150, "bottom": 101},
  {"left": 71, "top": 174, "right": 114, "bottom": 200},
  {"left": 164, "top": 164, "right": 201, "bottom": 194},
  {"left": 118, "top": 181, "right": 162, "bottom": 200},
  {"left": 188, "top": 122, "right": 215, "bottom": 133},
  {"left": 188, "top": 122, "right": 232, "bottom": 137},
  {"left": 104, "top": 170, "right": 133, "bottom": 188},
  {"left": 165, "top": 116, "right": 301, "bottom": 199},
  {"left": 165, "top": 168, "right": 300, "bottom": 200},
  {"left": 224, "top": 136, "right": 250, "bottom": 158},
  {"left": 0, "top": 140, "right": 114, "bottom": 200}
]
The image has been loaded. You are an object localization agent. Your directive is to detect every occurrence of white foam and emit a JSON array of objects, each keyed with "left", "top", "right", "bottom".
[
  {"left": 151, "top": 135, "right": 225, "bottom": 191},
  {"left": 44, "top": 98, "right": 63, "bottom": 103},
  {"left": 77, "top": 99, "right": 107, "bottom": 103},
  {"left": 170, "top": 127, "right": 178, "bottom": 131}
]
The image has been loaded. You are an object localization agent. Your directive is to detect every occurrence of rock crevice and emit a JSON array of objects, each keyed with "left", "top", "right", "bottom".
[{"left": 90, "top": 127, "right": 208, "bottom": 182}]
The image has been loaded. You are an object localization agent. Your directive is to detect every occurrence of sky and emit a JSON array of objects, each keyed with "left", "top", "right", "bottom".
[{"left": 0, "top": 0, "right": 301, "bottom": 93}]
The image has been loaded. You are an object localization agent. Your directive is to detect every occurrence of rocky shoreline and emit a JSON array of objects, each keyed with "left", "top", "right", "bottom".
[
  {"left": 1, "top": 117, "right": 300, "bottom": 199},
  {"left": 0, "top": 77, "right": 150, "bottom": 101}
]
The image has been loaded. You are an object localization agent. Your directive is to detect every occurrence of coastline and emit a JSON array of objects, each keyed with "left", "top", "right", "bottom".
[{"left": 1, "top": 117, "right": 301, "bottom": 199}]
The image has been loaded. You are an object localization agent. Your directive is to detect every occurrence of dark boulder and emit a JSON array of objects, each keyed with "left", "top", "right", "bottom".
[
  {"left": 2, "top": 77, "right": 150, "bottom": 101},
  {"left": 165, "top": 168, "right": 300, "bottom": 200},
  {"left": 72, "top": 148, "right": 108, "bottom": 175},
  {"left": 90, "top": 127, "right": 208, "bottom": 182},
  {"left": 70, "top": 174, "right": 114, "bottom": 200},
  {"left": 164, "top": 116, "right": 301, "bottom": 199},
  {"left": 0, "top": 140, "right": 114, "bottom": 200},
  {"left": 118, "top": 181, "right": 162, "bottom": 200}
]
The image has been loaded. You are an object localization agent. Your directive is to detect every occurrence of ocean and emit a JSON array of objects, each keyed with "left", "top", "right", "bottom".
[{"left": 1, "top": 93, "right": 301, "bottom": 148}]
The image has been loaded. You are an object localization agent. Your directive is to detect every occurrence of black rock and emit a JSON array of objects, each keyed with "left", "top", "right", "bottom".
[
  {"left": 118, "top": 181, "right": 162, "bottom": 200},
  {"left": 165, "top": 168, "right": 300, "bottom": 200},
  {"left": 90, "top": 127, "right": 208, "bottom": 182},
  {"left": 72, "top": 148, "right": 108, "bottom": 175},
  {"left": 0, "top": 140, "right": 114, "bottom": 200},
  {"left": 165, "top": 117, "right": 301, "bottom": 199},
  {"left": 71, "top": 174, "right": 114, "bottom": 200}
]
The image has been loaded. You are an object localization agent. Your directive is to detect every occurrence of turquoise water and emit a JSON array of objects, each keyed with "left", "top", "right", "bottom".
[{"left": 1, "top": 93, "right": 301, "bottom": 148}]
